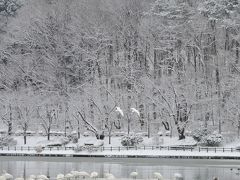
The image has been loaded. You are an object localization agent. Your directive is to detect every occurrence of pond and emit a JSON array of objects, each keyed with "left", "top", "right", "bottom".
[{"left": 0, "top": 156, "right": 239, "bottom": 180}]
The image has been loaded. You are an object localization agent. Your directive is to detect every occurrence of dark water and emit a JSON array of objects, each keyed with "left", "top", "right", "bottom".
[{"left": 0, "top": 156, "right": 239, "bottom": 180}]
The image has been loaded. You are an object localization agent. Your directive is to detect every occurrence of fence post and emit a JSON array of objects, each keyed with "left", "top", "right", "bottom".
[
  {"left": 207, "top": 147, "right": 208, "bottom": 153},
  {"left": 215, "top": 148, "right": 216, "bottom": 153},
  {"left": 118, "top": 147, "right": 120, "bottom": 151},
  {"left": 168, "top": 146, "right": 169, "bottom": 151},
  {"left": 144, "top": 146, "right": 145, "bottom": 150},
  {"left": 111, "top": 147, "right": 112, "bottom": 151},
  {"left": 152, "top": 146, "right": 154, "bottom": 150},
  {"left": 199, "top": 147, "right": 200, "bottom": 152},
  {"left": 231, "top": 148, "right": 233, "bottom": 152},
  {"left": 223, "top": 148, "right": 225, "bottom": 152}
]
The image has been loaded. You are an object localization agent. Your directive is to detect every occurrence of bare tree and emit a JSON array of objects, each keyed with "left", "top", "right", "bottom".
[
  {"left": 16, "top": 106, "right": 32, "bottom": 144},
  {"left": 38, "top": 104, "right": 57, "bottom": 141}
]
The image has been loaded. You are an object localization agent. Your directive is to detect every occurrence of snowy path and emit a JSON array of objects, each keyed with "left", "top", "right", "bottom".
[{"left": 1, "top": 148, "right": 240, "bottom": 159}]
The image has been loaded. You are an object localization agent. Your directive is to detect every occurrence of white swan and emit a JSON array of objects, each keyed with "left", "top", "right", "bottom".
[
  {"left": 173, "top": 173, "right": 183, "bottom": 180},
  {"left": 104, "top": 173, "right": 115, "bottom": 179},
  {"left": 78, "top": 171, "right": 90, "bottom": 179},
  {"left": 2, "top": 171, "right": 13, "bottom": 180},
  {"left": 56, "top": 174, "right": 65, "bottom": 180},
  {"left": 90, "top": 172, "right": 98, "bottom": 179},
  {"left": 29, "top": 175, "right": 36, "bottom": 179},
  {"left": 65, "top": 173, "right": 74, "bottom": 180},
  {"left": 130, "top": 172, "right": 138, "bottom": 179},
  {"left": 0, "top": 176, "right": 6, "bottom": 180},
  {"left": 36, "top": 175, "right": 48, "bottom": 180},
  {"left": 70, "top": 171, "right": 79, "bottom": 178},
  {"left": 14, "top": 178, "right": 24, "bottom": 180},
  {"left": 153, "top": 172, "right": 164, "bottom": 180}
]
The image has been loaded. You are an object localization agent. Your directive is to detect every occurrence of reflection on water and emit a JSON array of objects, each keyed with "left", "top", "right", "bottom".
[{"left": 0, "top": 157, "right": 240, "bottom": 180}]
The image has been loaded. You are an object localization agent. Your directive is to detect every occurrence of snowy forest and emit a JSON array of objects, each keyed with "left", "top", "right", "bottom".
[{"left": 0, "top": 0, "right": 240, "bottom": 144}]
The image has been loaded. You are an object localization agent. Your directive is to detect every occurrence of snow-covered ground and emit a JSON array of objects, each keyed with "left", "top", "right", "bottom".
[
  {"left": 0, "top": 135, "right": 239, "bottom": 158},
  {"left": 13, "top": 135, "right": 197, "bottom": 147}
]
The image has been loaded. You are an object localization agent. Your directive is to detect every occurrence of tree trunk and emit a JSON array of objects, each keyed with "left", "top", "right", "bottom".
[
  {"left": 47, "top": 132, "right": 50, "bottom": 141},
  {"left": 24, "top": 135, "right": 27, "bottom": 145},
  {"left": 8, "top": 104, "right": 12, "bottom": 136},
  {"left": 147, "top": 112, "right": 150, "bottom": 138},
  {"left": 108, "top": 134, "right": 111, "bottom": 144},
  {"left": 177, "top": 127, "right": 185, "bottom": 140}
]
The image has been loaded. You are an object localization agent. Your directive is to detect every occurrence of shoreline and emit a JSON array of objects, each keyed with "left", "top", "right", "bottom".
[{"left": 1, "top": 150, "right": 240, "bottom": 160}]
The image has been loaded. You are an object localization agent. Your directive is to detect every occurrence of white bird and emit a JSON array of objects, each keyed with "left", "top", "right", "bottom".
[
  {"left": 56, "top": 174, "right": 65, "bottom": 180},
  {"left": 90, "top": 172, "right": 98, "bottom": 179},
  {"left": 0, "top": 176, "right": 6, "bottom": 180},
  {"left": 116, "top": 107, "right": 124, "bottom": 117},
  {"left": 130, "top": 172, "right": 138, "bottom": 179},
  {"left": 213, "top": 177, "right": 218, "bottom": 180},
  {"left": 29, "top": 175, "right": 36, "bottom": 179},
  {"left": 130, "top": 108, "right": 140, "bottom": 117},
  {"left": 36, "top": 175, "right": 48, "bottom": 180},
  {"left": 70, "top": 171, "right": 79, "bottom": 178},
  {"left": 174, "top": 173, "right": 183, "bottom": 180},
  {"left": 2, "top": 171, "right": 13, "bottom": 180},
  {"left": 78, "top": 171, "right": 90, "bottom": 179},
  {"left": 104, "top": 173, "right": 115, "bottom": 179},
  {"left": 153, "top": 172, "right": 164, "bottom": 180},
  {"left": 15, "top": 178, "right": 24, "bottom": 180},
  {"left": 65, "top": 173, "right": 74, "bottom": 180}
]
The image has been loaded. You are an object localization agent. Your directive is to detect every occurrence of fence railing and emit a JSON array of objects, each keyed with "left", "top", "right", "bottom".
[{"left": 0, "top": 145, "right": 239, "bottom": 153}]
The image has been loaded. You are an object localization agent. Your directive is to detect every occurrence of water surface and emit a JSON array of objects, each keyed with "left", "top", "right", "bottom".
[{"left": 0, "top": 156, "right": 239, "bottom": 180}]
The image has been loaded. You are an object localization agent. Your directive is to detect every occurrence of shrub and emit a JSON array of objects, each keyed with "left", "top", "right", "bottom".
[
  {"left": 60, "top": 137, "right": 70, "bottom": 145},
  {"left": 35, "top": 145, "right": 44, "bottom": 153},
  {"left": 204, "top": 133, "right": 223, "bottom": 146},
  {"left": 192, "top": 128, "right": 223, "bottom": 146},
  {"left": 0, "top": 136, "right": 17, "bottom": 147},
  {"left": 121, "top": 134, "right": 143, "bottom": 146},
  {"left": 192, "top": 127, "right": 211, "bottom": 142}
]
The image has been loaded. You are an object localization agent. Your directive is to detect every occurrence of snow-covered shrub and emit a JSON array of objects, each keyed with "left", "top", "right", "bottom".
[
  {"left": 72, "top": 137, "right": 78, "bottom": 143},
  {"left": 192, "top": 128, "right": 211, "bottom": 142},
  {"left": 60, "top": 137, "right": 70, "bottom": 145},
  {"left": 204, "top": 133, "right": 223, "bottom": 146},
  {"left": 192, "top": 128, "right": 223, "bottom": 146},
  {"left": 0, "top": 136, "right": 17, "bottom": 147},
  {"left": 121, "top": 134, "right": 143, "bottom": 146},
  {"left": 74, "top": 145, "right": 85, "bottom": 152},
  {"left": 35, "top": 145, "right": 44, "bottom": 153}
]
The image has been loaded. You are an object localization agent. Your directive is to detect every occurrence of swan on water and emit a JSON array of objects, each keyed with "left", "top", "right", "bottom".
[
  {"left": 153, "top": 172, "right": 164, "bottom": 180},
  {"left": 2, "top": 171, "right": 13, "bottom": 180},
  {"left": 130, "top": 172, "right": 138, "bottom": 179},
  {"left": 36, "top": 174, "right": 48, "bottom": 180},
  {"left": 104, "top": 173, "right": 115, "bottom": 179},
  {"left": 78, "top": 171, "right": 90, "bottom": 179},
  {"left": 90, "top": 172, "right": 98, "bottom": 179},
  {"left": 173, "top": 173, "right": 183, "bottom": 180},
  {"left": 56, "top": 174, "right": 65, "bottom": 180}
]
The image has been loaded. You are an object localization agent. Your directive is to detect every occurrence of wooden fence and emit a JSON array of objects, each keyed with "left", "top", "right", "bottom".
[{"left": 0, "top": 146, "right": 239, "bottom": 153}]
